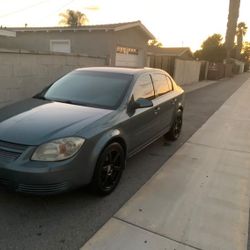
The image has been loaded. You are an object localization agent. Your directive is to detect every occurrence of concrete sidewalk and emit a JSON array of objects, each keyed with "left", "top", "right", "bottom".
[
  {"left": 181, "top": 80, "right": 218, "bottom": 93},
  {"left": 82, "top": 77, "right": 250, "bottom": 250}
]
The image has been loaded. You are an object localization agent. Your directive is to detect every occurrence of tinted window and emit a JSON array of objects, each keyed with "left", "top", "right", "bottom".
[
  {"left": 43, "top": 71, "right": 132, "bottom": 109},
  {"left": 133, "top": 74, "right": 155, "bottom": 100},
  {"left": 151, "top": 74, "right": 172, "bottom": 97}
]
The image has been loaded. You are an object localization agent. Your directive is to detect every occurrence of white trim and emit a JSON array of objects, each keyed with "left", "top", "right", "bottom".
[
  {"left": 114, "top": 22, "right": 155, "bottom": 39},
  {"left": 10, "top": 27, "right": 113, "bottom": 32},
  {"left": 7, "top": 22, "right": 155, "bottom": 39},
  {"left": 0, "top": 30, "right": 16, "bottom": 37},
  {"left": 49, "top": 39, "right": 71, "bottom": 53},
  {"left": 179, "top": 48, "right": 190, "bottom": 57}
]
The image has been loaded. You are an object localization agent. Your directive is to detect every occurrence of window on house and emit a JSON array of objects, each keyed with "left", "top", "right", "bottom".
[{"left": 50, "top": 40, "right": 71, "bottom": 53}]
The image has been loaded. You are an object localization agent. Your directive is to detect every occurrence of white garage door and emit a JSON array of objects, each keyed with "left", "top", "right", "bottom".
[{"left": 115, "top": 46, "right": 141, "bottom": 67}]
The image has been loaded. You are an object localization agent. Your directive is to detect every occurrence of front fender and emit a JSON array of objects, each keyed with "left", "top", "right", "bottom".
[{"left": 87, "top": 129, "right": 123, "bottom": 180}]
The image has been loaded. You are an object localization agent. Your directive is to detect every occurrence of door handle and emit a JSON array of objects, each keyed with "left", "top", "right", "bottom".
[
  {"left": 154, "top": 106, "right": 160, "bottom": 114},
  {"left": 171, "top": 98, "right": 177, "bottom": 105}
]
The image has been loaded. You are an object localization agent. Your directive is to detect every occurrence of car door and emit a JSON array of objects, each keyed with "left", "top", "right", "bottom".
[
  {"left": 151, "top": 73, "right": 176, "bottom": 135},
  {"left": 125, "top": 73, "right": 157, "bottom": 153}
]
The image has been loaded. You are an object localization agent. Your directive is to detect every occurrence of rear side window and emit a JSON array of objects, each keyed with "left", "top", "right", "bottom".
[
  {"left": 133, "top": 74, "right": 155, "bottom": 100},
  {"left": 151, "top": 74, "right": 173, "bottom": 97}
]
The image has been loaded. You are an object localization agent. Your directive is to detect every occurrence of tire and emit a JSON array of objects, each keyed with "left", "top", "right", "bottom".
[
  {"left": 91, "top": 142, "right": 125, "bottom": 196},
  {"left": 165, "top": 109, "right": 183, "bottom": 141}
]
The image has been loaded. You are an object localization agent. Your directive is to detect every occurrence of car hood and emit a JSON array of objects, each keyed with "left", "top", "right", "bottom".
[{"left": 0, "top": 98, "right": 112, "bottom": 145}]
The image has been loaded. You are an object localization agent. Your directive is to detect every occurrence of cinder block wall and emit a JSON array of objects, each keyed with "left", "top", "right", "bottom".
[
  {"left": 0, "top": 50, "right": 107, "bottom": 108},
  {"left": 174, "top": 59, "right": 201, "bottom": 85}
]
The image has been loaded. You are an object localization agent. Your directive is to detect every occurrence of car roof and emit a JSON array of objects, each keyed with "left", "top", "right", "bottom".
[{"left": 75, "top": 67, "right": 167, "bottom": 76}]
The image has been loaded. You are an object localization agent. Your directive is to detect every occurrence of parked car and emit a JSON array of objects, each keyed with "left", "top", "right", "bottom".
[{"left": 0, "top": 67, "right": 184, "bottom": 195}]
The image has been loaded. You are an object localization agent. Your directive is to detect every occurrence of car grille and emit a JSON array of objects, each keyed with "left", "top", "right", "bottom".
[
  {"left": 17, "top": 182, "right": 69, "bottom": 194},
  {"left": 0, "top": 149, "right": 22, "bottom": 161},
  {"left": 0, "top": 140, "right": 28, "bottom": 161},
  {"left": 0, "top": 178, "right": 11, "bottom": 187},
  {"left": 0, "top": 178, "right": 69, "bottom": 194}
]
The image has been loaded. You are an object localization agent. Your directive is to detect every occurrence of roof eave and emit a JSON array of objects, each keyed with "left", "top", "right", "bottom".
[
  {"left": 8, "top": 21, "right": 155, "bottom": 39},
  {"left": 114, "top": 22, "right": 155, "bottom": 39},
  {"left": 179, "top": 48, "right": 190, "bottom": 56},
  {"left": 9, "top": 27, "right": 113, "bottom": 32}
]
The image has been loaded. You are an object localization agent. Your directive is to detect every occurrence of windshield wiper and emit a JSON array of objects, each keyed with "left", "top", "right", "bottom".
[
  {"left": 39, "top": 97, "right": 95, "bottom": 107},
  {"left": 49, "top": 98, "right": 86, "bottom": 106},
  {"left": 52, "top": 99, "right": 75, "bottom": 104},
  {"left": 33, "top": 95, "right": 48, "bottom": 100},
  {"left": 53, "top": 99, "right": 96, "bottom": 107}
]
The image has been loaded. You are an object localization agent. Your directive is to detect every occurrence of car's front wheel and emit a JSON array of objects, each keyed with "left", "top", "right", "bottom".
[
  {"left": 165, "top": 109, "right": 183, "bottom": 141},
  {"left": 91, "top": 142, "right": 125, "bottom": 195}
]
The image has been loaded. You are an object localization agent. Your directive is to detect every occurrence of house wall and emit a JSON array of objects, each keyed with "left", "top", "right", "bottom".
[
  {"left": 174, "top": 59, "right": 201, "bottom": 85},
  {"left": 0, "top": 50, "right": 106, "bottom": 108},
  {"left": 0, "top": 28, "right": 149, "bottom": 67},
  {"left": 0, "top": 30, "right": 115, "bottom": 58}
]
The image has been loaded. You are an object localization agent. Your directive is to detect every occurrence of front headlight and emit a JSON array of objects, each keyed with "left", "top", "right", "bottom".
[{"left": 31, "top": 137, "right": 85, "bottom": 162}]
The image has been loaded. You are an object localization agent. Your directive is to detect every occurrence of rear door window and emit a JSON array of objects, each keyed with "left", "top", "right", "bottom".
[{"left": 151, "top": 74, "right": 173, "bottom": 97}]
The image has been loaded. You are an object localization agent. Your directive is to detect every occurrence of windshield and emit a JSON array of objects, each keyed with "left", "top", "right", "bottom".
[{"left": 42, "top": 70, "right": 133, "bottom": 109}]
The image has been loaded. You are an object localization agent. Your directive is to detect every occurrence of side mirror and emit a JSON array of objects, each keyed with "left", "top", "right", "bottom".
[{"left": 133, "top": 98, "right": 153, "bottom": 109}]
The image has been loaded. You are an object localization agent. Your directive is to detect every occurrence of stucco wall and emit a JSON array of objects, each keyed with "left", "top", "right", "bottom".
[
  {"left": 0, "top": 30, "right": 115, "bottom": 56},
  {"left": 0, "top": 28, "right": 149, "bottom": 67},
  {"left": 0, "top": 50, "right": 106, "bottom": 108},
  {"left": 174, "top": 59, "right": 201, "bottom": 85}
]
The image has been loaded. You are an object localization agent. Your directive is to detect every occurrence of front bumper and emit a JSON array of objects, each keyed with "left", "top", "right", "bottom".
[
  {"left": 0, "top": 167, "right": 72, "bottom": 194},
  {"left": 0, "top": 142, "right": 95, "bottom": 195}
]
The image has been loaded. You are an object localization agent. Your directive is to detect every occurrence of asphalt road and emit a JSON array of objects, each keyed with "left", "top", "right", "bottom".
[{"left": 0, "top": 73, "right": 249, "bottom": 250}]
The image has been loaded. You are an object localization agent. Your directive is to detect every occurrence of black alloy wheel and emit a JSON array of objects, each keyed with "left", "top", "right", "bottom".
[
  {"left": 91, "top": 142, "right": 125, "bottom": 195},
  {"left": 165, "top": 109, "right": 183, "bottom": 141}
]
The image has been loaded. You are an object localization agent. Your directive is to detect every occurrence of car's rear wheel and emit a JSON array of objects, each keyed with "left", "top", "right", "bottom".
[
  {"left": 165, "top": 109, "right": 183, "bottom": 141},
  {"left": 91, "top": 143, "right": 125, "bottom": 196}
]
